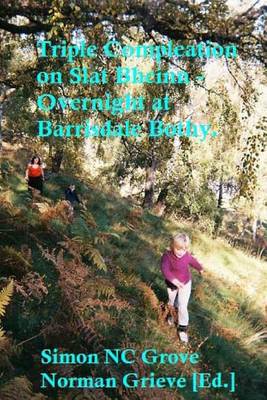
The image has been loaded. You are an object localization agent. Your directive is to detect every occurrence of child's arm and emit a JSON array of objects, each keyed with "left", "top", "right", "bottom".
[
  {"left": 189, "top": 253, "right": 204, "bottom": 274},
  {"left": 161, "top": 253, "right": 184, "bottom": 288}
]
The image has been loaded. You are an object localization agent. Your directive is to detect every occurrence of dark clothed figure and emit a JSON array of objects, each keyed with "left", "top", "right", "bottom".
[{"left": 65, "top": 185, "right": 80, "bottom": 206}]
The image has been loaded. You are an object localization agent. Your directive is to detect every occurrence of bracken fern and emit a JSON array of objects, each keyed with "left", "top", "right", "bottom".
[{"left": 0, "top": 280, "right": 14, "bottom": 347}]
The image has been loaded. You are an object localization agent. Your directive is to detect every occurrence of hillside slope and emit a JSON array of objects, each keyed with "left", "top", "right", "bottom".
[{"left": 0, "top": 153, "right": 266, "bottom": 400}]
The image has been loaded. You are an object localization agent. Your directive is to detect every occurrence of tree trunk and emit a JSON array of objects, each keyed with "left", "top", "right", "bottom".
[
  {"left": 48, "top": 141, "right": 53, "bottom": 159},
  {"left": 154, "top": 186, "right": 169, "bottom": 216},
  {"left": 143, "top": 158, "right": 157, "bottom": 209},
  {"left": 252, "top": 217, "right": 258, "bottom": 242},
  {"left": 51, "top": 148, "right": 64, "bottom": 173},
  {"left": 157, "top": 187, "right": 168, "bottom": 204},
  {"left": 0, "top": 104, "right": 2, "bottom": 154},
  {"left": 218, "top": 176, "right": 223, "bottom": 208}
]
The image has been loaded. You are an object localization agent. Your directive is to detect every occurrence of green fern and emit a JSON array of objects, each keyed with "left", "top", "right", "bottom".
[
  {"left": 0, "top": 328, "right": 6, "bottom": 343},
  {"left": 0, "top": 281, "right": 14, "bottom": 317},
  {"left": 80, "top": 209, "right": 97, "bottom": 228},
  {"left": 0, "top": 281, "right": 14, "bottom": 346},
  {"left": 96, "top": 284, "right": 116, "bottom": 299},
  {"left": 94, "top": 231, "right": 120, "bottom": 245},
  {"left": 0, "top": 246, "right": 32, "bottom": 278},
  {"left": 83, "top": 245, "right": 107, "bottom": 271}
]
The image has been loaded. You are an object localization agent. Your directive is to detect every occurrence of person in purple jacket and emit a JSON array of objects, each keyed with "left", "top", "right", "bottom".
[{"left": 161, "top": 233, "right": 204, "bottom": 343}]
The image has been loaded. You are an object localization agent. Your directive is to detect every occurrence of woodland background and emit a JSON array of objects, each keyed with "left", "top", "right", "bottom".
[{"left": 0, "top": 1, "right": 266, "bottom": 400}]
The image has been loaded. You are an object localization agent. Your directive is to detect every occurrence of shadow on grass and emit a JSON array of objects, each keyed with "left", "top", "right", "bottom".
[{"left": 188, "top": 276, "right": 266, "bottom": 400}]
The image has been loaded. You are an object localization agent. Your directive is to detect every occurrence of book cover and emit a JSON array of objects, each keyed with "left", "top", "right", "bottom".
[{"left": 0, "top": 1, "right": 266, "bottom": 400}]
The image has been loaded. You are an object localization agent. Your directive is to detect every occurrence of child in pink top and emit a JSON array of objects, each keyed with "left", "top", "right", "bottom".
[{"left": 161, "top": 233, "right": 204, "bottom": 343}]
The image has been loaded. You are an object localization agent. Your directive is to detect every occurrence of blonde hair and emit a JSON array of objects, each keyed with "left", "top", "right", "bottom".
[{"left": 170, "top": 233, "right": 190, "bottom": 251}]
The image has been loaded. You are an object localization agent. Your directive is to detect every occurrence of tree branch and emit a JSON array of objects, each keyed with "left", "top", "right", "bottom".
[{"left": 0, "top": 18, "right": 51, "bottom": 34}]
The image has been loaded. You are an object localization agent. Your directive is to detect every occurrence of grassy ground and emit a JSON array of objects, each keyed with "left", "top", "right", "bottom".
[{"left": 0, "top": 153, "right": 266, "bottom": 400}]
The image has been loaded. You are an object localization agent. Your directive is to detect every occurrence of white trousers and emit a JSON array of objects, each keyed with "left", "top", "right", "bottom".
[{"left": 167, "top": 280, "right": 192, "bottom": 326}]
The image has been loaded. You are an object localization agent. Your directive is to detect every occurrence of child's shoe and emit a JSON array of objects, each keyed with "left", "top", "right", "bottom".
[{"left": 178, "top": 331, "right": 188, "bottom": 343}]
